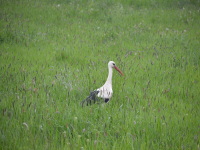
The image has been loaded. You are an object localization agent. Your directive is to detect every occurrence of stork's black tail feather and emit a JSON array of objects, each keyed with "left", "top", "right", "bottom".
[{"left": 81, "top": 90, "right": 101, "bottom": 107}]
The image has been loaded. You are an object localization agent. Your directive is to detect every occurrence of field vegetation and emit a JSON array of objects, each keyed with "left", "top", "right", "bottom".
[{"left": 0, "top": 0, "right": 200, "bottom": 149}]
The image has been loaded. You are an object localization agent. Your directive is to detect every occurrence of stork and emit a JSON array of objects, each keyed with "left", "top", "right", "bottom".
[{"left": 81, "top": 61, "right": 124, "bottom": 106}]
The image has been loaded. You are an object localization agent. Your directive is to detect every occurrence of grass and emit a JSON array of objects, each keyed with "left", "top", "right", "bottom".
[{"left": 0, "top": 0, "right": 200, "bottom": 149}]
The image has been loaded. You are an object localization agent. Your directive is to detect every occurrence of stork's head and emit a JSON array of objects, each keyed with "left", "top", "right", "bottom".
[{"left": 108, "top": 61, "right": 124, "bottom": 76}]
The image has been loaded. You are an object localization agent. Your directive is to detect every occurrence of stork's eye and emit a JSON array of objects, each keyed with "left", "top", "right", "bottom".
[{"left": 113, "top": 63, "right": 115, "bottom": 66}]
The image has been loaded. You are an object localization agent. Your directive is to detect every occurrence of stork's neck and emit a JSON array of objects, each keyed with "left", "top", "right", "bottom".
[{"left": 105, "top": 67, "right": 113, "bottom": 85}]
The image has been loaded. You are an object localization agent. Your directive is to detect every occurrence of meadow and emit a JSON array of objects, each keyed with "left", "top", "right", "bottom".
[{"left": 0, "top": 0, "right": 200, "bottom": 149}]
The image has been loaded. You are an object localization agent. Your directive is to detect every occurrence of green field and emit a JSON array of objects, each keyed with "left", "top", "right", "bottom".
[{"left": 0, "top": 0, "right": 200, "bottom": 149}]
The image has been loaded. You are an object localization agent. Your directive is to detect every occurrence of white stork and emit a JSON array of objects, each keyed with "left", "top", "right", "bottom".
[{"left": 81, "top": 61, "right": 124, "bottom": 106}]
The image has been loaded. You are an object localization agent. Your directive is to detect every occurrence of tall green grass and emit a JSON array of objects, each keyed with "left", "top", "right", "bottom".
[{"left": 0, "top": 0, "right": 200, "bottom": 149}]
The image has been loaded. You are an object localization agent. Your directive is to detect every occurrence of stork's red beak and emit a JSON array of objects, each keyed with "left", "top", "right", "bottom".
[{"left": 114, "top": 66, "right": 124, "bottom": 76}]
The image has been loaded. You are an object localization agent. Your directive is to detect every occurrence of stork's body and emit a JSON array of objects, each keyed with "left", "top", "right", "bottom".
[{"left": 81, "top": 61, "right": 124, "bottom": 106}]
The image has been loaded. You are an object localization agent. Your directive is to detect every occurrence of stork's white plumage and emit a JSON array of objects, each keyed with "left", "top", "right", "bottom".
[{"left": 81, "top": 61, "right": 124, "bottom": 106}]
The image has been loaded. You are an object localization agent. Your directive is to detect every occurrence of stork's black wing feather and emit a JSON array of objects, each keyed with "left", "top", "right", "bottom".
[
  {"left": 104, "top": 98, "right": 110, "bottom": 103},
  {"left": 81, "top": 90, "right": 102, "bottom": 107}
]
